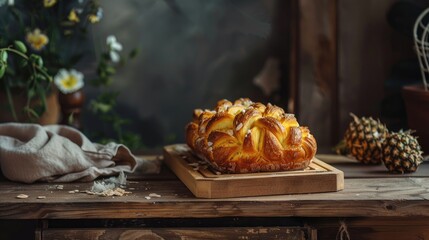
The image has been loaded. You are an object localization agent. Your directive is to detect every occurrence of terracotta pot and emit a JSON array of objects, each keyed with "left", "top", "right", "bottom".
[
  {"left": 0, "top": 88, "right": 60, "bottom": 125},
  {"left": 402, "top": 84, "right": 429, "bottom": 153}
]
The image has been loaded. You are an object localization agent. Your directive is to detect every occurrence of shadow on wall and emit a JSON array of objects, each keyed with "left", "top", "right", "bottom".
[{"left": 83, "top": 0, "right": 280, "bottom": 149}]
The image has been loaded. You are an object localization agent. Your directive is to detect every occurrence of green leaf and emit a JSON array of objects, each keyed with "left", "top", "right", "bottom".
[
  {"left": 99, "top": 71, "right": 107, "bottom": 78},
  {"left": 30, "top": 54, "right": 43, "bottom": 67},
  {"left": 36, "top": 85, "right": 47, "bottom": 113},
  {"left": 121, "top": 132, "right": 143, "bottom": 150},
  {"left": 34, "top": 73, "right": 46, "bottom": 83},
  {"left": 27, "top": 88, "right": 36, "bottom": 98},
  {"left": 67, "top": 112, "right": 75, "bottom": 125},
  {"left": 13, "top": 40, "right": 27, "bottom": 54},
  {"left": 23, "top": 107, "right": 40, "bottom": 121},
  {"left": 0, "top": 63, "right": 6, "bottom": 79},
  {"left": 106, "top": 66, "right": 116, "bottom": 75},
  {"left": 36, "top": 57, "right": 43, "bottom": 67},
  {"left": 0, "top": 51, "right": 7, "bottom": 62},
  {"left": 29, "top": 54, "right": 43, "bottom": 67},
  {"left": 90, "top": 101, "right": 112, "bottom": 113}
]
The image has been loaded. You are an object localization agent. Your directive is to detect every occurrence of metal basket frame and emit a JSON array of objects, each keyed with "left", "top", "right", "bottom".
[{"left": 414, "top": 8, "right": 429, "bottom": 90}]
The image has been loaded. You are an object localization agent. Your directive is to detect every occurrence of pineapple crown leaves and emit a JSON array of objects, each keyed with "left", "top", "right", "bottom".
[
  {"left": 350, "top": 112, "right": 360, "bottom": 123},
  {"left": 349, "top": 112, "right": 374, "bottom": 124},
  {"left": 349, "top": 112, "right": 386, "bottom": 128}
]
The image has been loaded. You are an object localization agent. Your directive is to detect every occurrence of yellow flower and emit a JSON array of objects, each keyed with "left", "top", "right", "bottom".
[
  {"left": 54, "top": 69, "right": 84, "bottom": 94},
  {"left": 26, "top": 29, "right": 49, "bottom": 51},
  {"left": 88, "top": 8, "right": 103, "bottom": 24},
  {"left": 43, "top": 0, "right": 56, "bottom": 8},
  {"left": 68, "top": 9, "right": 80, "bottom": 23},
  {"left": 88, "top": 14, "right": 100, "bottom": 23}
]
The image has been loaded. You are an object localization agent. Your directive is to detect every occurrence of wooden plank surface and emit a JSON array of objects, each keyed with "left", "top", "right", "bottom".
[
  {"left": 318, "top": 154, "right": 429, "bottom": 178},
  {"left": 0, "top": 176, "right": 429, "bottom": 219},
  {"left": 42, "top": 227, "right": 311, "bottom": 240},
  {"left": 163, "top": 144, "right": 344, "bottom": 198},
  {"left": 0, "top": 154, "right": 428, "bottom": 220}
]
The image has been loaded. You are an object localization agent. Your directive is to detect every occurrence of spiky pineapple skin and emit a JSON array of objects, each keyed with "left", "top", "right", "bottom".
[
  {"left": 344, "top": 114, "right": 388, "bottom": 164},
  {"left": 382, "top": 131, "right": 423, "bottom": 173}
]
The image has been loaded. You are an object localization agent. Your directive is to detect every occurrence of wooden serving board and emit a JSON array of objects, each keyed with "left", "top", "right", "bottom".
[{"left": 163, "top": 144, "right": 344, "bottom": 198}]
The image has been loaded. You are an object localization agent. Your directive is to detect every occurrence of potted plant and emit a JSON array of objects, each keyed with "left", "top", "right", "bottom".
[
  {"left": 0, "top": 40, "right": 57, "bottom": 124},
  {"left": 0, "top": 0, "right": 142, "bottom": 149},
  {"left": 402, "top": 7, "right": 429, "bottom": 153},
  {"left": 0, "top": 0, "right": 102, "bottom": 124}
]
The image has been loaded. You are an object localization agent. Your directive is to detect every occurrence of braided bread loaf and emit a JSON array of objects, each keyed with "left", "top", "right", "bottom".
[{"left": 186, "top": 98, "right": 317, "bottom": 173}]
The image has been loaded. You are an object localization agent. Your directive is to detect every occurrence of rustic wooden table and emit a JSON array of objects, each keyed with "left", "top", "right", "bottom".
[{"left": 0, "top": 155, "right": 428, "bottom": 240}]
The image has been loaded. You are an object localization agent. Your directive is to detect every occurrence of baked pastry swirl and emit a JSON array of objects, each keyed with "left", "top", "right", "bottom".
[{"left": 186, "top": 98, "right": 317, "bottom": 173}]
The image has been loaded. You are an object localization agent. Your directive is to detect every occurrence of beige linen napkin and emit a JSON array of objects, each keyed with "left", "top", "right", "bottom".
[{"left": 0, "top": 123, "right": 141, "bottom": 183}]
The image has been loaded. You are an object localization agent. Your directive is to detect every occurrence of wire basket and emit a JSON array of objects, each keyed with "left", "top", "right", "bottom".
[{"left": 414, "top": 8, "right": 429, "bottom": 91}]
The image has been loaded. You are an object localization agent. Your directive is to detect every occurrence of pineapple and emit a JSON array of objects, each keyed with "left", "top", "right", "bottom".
[
  {"left": 344, "top": 113, "right": 388, "bottom": 164},
  {"left": 382, "top": 131, "right": 423, "bottom": 173}
]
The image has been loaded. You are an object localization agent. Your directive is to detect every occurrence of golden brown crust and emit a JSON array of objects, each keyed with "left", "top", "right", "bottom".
[{"left": 185, "top": 98, "right": 317, "bottom": 173}]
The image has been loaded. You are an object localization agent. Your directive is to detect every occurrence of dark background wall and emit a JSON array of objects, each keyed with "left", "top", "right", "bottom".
[
  {"left": 84, "top": 0, "right": 282, "bottom": 149},
  {"left": 297, "top": 0, "right": 426, "bottom": 152},
  {"left": 82, "top": 0, "right": 426, "bottom": 152}
]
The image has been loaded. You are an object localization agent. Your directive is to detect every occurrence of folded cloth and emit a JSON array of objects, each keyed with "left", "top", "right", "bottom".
[{"left": 0, "top": 123, "right": 139, "bottom": 183}]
